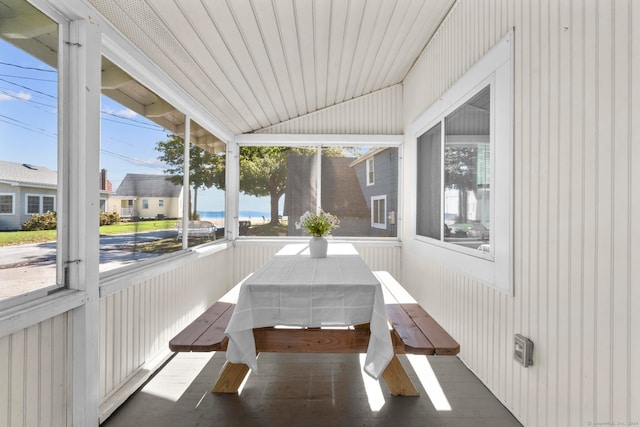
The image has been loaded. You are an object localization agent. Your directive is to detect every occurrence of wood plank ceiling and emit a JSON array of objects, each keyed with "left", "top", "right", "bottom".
[{"left": 88, "top": 0, "right": 455, "bottom": 139}]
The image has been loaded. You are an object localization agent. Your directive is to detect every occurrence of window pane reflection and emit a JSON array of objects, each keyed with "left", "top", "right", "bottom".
[{"left": 0, "top": 0, "right": 59, "bottom": 302}]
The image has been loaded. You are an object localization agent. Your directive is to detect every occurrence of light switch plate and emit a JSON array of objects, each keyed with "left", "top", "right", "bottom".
[{"left": 514, "top": 334, "right": 533, "bottom": 367}]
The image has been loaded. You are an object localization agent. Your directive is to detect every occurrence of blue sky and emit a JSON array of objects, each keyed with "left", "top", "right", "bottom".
[{"left": 0, "top": 39, "right": 270, "bottom": 213}]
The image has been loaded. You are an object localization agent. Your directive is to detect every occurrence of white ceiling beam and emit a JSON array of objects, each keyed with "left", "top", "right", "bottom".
[
  {"left": 48, "top": 0, "right": 236, "bottom": 142},
  {"left": 143, "top": 99, "right": 176, "bottom": 118},
  {"left": 0, "top": 14, "right": 56, "bottom": 39},
  {"left": 235, "top": 133, "right": 403, "bottom": 146},
  {"left": 194, "top": 134, "right": 219, "bottom": 147},
  {"left": 101, "top": 65, "right": 133, "bottom": 89}
]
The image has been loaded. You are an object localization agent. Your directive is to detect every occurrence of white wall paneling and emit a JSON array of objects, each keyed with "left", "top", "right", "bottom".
[
  {"left": 98, "top": 247, "right": 232, "bottom": 421},
  {"left": 233, "top": 240, "right": 402, "bottom": 285},
  {"left": 402, "top": 1, "right": 639, "bottom": 426},
  {"left": 256, "top": 85, "right": 404, "bottom": 135},
  {"left": 0, "top": 313, "right": 70, "bottom": 427}
]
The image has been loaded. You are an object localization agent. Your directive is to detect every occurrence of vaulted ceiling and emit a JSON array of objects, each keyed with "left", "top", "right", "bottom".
[{"left": 88, "top": 0, "right": 455, "bottom": 138}]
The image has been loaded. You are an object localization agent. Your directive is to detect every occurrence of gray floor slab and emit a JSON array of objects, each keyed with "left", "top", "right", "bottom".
[{"left": 101, "top": 352, "right": 522, "bottom": 427}]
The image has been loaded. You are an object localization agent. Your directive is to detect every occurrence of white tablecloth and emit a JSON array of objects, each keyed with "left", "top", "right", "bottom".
[{"left": 224, "top": 243, "right": 393, "bottom": 379}]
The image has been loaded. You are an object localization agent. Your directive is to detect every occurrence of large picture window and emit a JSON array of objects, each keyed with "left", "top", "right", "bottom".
[
  {"left": 238, "top": 144, "right": 398, "bottom": 238},
  {"left": 418, "top": 86, "right": 491, "bottom": 251},
  {"left": 412, "top": 32, "right": 513, "bottom": 293},
  {"left": 0, "top": 0, "right": 60, "bottom": 303},
  {"left": 99, "top": 58, "right": 226, "bottom": 268}
]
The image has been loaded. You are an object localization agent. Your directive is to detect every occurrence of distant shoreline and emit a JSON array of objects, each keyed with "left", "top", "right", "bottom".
[{"left": 197, "top": 210, "right": 275, "bottom": 227}]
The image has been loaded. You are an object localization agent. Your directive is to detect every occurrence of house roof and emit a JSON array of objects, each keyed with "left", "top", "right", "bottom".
[
  {"left": 349, "top": 147, "right": 389, "bottom": 167},
  {"left": 0, "top": 160, "right": 57, "bottom": 188},
  {"left": 114, "top": 174, "right": 182, "bottom": 198}
]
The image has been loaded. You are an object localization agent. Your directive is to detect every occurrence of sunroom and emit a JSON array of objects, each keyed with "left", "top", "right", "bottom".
[{"left": 0, "top": 1, "right": 637, "bottom": 426}]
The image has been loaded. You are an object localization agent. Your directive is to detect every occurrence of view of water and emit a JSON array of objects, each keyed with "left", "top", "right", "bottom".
[{"left": 198, "top": 210, "right": 272, "bottom": 220}]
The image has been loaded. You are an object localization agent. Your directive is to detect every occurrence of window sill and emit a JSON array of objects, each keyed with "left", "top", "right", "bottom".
[
  {"left": 413, "top": 235, "right": 512, "bottom": 295},
  {"left": 0, "top": 289, "right": 86, "bottom": 337}
]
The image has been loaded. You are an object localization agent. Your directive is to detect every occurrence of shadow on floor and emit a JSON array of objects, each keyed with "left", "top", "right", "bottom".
[{"left": 101, "top": 352, "right": 522, "bottom": 427}]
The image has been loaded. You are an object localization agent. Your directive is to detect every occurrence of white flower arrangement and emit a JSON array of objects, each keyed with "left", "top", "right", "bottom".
[{"left": 295, "top": 210, "right": 340, "bottom": 237}]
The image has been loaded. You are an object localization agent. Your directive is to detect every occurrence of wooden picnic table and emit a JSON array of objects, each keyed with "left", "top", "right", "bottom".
[{"left": 169, "top": 268, "right": 459, "bottom": 397}]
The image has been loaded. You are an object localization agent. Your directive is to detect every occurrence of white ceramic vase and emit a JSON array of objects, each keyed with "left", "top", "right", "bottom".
[{"left": 309, "top": 236, "right": 328, "bottom": 258}]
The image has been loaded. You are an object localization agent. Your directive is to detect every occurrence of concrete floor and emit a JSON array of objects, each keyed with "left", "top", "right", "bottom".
[{"left": 102, "top": 352, "right": 522, "bottom": 427}]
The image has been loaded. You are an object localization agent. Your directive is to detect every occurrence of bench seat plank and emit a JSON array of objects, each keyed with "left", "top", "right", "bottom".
[
  {"left": 169, "top": 302, "right": 233, "bottom": 352},
  {"left": 385, "top": 304, "right": 435, "bottom": 355},
  {"left": 192, "top": 305, "right": 236, "bottom": 351},
  {"left": 402, "top": 304, "right": 460, "bottom": 355}
]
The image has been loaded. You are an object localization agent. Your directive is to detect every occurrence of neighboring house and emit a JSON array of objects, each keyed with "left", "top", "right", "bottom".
[
  {"left": 285, "top": 154, "right": 370, "bottom": 236},
  {"left": 111, "top": 173, "right": 183, "bottom": 219},
  {"left": 99, "top": 168, "right": 114, "bottom": 213},
  {"left": 0, "top": 161, "right": 114, "bottom": 230},
  {"left": 350, "top": 147, "right": 399, "bottom": 238},
  {"left": 0, "top": 160, "right": 57, "bottom": 231}
]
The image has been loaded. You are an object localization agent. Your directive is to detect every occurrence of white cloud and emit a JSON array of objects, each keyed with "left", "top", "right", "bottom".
[
  {"left": 116, "top": 108, "right": 137, "bottom": 118},
  {"left": 0, "top": 91, "right": 32, "bottom": 101},
  {"left": 15, "top": 91, "right": 32, "bottom": 101},
  {"left": 101, "top": 102, "right": 138, "bottom": 118},
  {"left": 101, "top": 103, "right": 115, "bottom": 114}
]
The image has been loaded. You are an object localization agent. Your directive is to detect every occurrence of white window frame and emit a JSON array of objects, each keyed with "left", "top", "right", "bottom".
[
  {"left": 25, "top": 193, "right": 56, "bottom": 214},
  {"left": 234, "top": 134, "right": 403, "bottom": 240},
  {"left": 410, "top": 31, "right": 513, "bottom": 295},
  {"left": 142, "top": 199, "right": 149, "bottom": 209},
  {"left": 158, "top": 199, "right": 164, "bottom": 207},
  {"left": 42, "top": 195, "right": 55, "bottom": 212},
  {"left": 366, "top": 158, "right": 375, "bottom": 186},
  {"left": 371, "top": 195, "right": 387, "bottom": 229},
  {"left": 0, "top": 193, "right": 15, "bottom": 215}
]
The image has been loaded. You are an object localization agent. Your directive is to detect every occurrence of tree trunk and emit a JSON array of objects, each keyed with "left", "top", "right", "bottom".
[
  {"left": 459, "top": 188, "right": 468, "bottom": 222},
  {"left": 192, "top": 187, "right": 198, "bottom": 220},
  {"left": 269, "top": 190, "right": 280, "bottom": 225}
]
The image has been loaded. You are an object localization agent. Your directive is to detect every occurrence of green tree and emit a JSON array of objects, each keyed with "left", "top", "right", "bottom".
[
  {"left": 156, "top": 138, "right": 355, "bottom": 225},
  {"left": 444, "top": 146, "right": 478, "bottom": 221},
  {"left": 239, "top": 147, "right": 293, "bottom": 225},
  {"left": 239, "top": 146, "right": 353, "bottom": 225},
  {"left": 156, "top": 135, "right": 225, "bottom": 219}
]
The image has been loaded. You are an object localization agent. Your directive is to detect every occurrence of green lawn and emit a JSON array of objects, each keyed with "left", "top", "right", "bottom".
[
  {"left": 0, "top": 220, "right": 177, "bottom": 247},
  {"left": 0, "top": 229, "right": 58, "bottom": 246},
  {"left": 246, "top": 221, "right": 289, "bottom": 236},
  {"left": 0, "top": 220, "right": 291, "bottom": 248},
  {"left": 98, "top": 219, "right": 176, "bottom": 235}
]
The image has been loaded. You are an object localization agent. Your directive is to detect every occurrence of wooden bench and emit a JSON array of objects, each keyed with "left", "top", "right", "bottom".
[
  {"left": 169, "top": 271, "right": 459, "bottom": 396},
  {"left": 175, "top": 220, "right": 216, "bottom": 239}
]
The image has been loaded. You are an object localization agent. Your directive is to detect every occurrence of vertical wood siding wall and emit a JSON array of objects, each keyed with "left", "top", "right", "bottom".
[
  {"left": 257, "top": 84, "right": 403, "bottom": 134},
  {"left": 99, "top": 249, "right": 232, "bottom": 411},
  {"left": 402, "top": 1, "right": 639, "bottom": 426},
  {"left": 0, "top": 313, "right": 70, "bottom": 427}
]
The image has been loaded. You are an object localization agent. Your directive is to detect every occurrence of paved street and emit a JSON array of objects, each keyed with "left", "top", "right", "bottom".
[{"left": 0, "top": 230, "right": 176, "bottom": 300}]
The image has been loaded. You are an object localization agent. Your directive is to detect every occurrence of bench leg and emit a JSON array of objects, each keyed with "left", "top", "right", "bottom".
[
  {"left": 381, "top": 355, "right": 420, "bottom": 397},
  {"left": 212, "top": 361, "right": 251, "bottom": 394}
]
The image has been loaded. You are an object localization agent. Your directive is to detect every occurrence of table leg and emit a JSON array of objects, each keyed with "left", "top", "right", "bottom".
[
  {"left": 212, "top": 361, "right": 251, "bottom": 393},
  {"left": 381, "top": 355, "right": 420, "bottom": 397}
]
